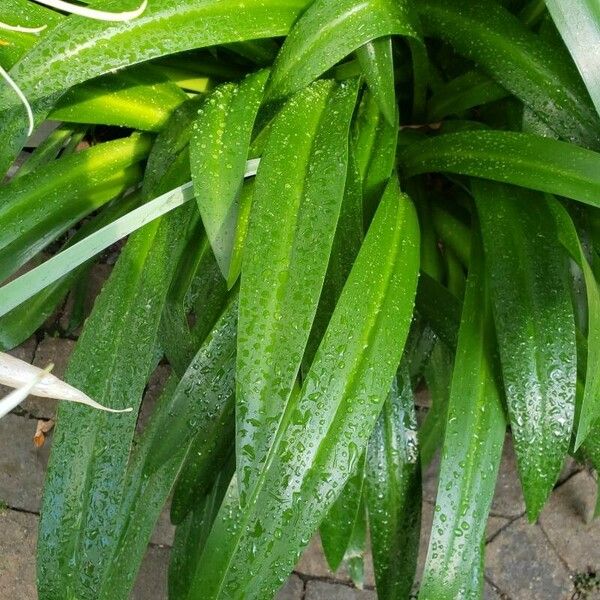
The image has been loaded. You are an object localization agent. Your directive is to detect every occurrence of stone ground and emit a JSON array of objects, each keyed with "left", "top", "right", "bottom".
[{"left": 1, "top": 267, "right": 600, "bottom": 599}]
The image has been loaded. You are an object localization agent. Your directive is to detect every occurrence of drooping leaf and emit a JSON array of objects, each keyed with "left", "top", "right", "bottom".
[
  {"left": 366, "top": 366, "right": 421, "bottom": 600},
  {"left": 236, "top": 79, "right": 359, "bottom": 498},
  {"left": 188, "top": 176, "right": 420, "bottom": 600},
  {"left": 545, "top": 0, "right": 600, "bottom": 119},
  {"left": 267, "top": 0, "right": 419, "bottom": 103},
  {"left": 419, "top": 229, "right": 506, "bottom": 600},
  {"left": 417, "top": 0, "right": 600, "bottom": 148},
  {"left": 0, "top": 0, "right": 313, "bottom": 175},
  {"left": 356, "top": 37, "right": 396, "bottom": 126},
  {"left": 320, "top": 454, "right": 366, "bottom": 571},
  {"left": 401, "top": 130, "right": 600, "bottom": 209},
  {"left": 547, "top": 197, "right": 600, "bottom": 449},
  {"left": 190, "top": 69, "right": 268, "bottom": 278},
  {"left": 474, "top": 180, "right": 576, "bottom": 520}
]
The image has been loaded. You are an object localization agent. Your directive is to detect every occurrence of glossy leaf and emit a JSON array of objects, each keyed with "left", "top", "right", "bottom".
[
  {"left": 545, "top": 0, "right": 600, "bottom": 119},
  {"left": 417, "top": 0, "right": 600, "bottom": 148},
  {"left": 321, "top": 454, "right": 366, "bottom": 571},
  {"left": 190, "top": 69, "right": 268, "bottom": 278},
  {"left": 237, "top": 79, "right": 358, "bottom": 497},
  {"left": 401, "top": 130, "right": 600, "bottom": 209},
  {"left": 50, "top": 64, "right": 187, "bottom": 131},
  {"left": 366, "top": 367, "right": 421, "bottom": 600},
  {"left": 419, "top": 230, "right": 505, "bottom": 600},
  {"left": 356, "top": 37, "right": 396, "bottom": 126},
  {"left": 267, "top": 0, "right": 419, "bottom": 103},
  {"left": 0, "top": 134, "right": 150, "bottom": 283},
  {"left": 188, "top": 177, "right": 420, "bottom": 600},
  {"left": 0, "top": 0, "right": 312, "bottom": 175},
  {"left": 474, "top": 180, "right": 576, "bottom": 520},
  {"left": 547, "top": 197, "right": 600, "bottom": 449}
]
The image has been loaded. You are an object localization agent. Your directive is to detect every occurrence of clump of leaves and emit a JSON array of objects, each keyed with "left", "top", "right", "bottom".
[{"left": 0, "top": 1, "right": 599, "bottom": 599}]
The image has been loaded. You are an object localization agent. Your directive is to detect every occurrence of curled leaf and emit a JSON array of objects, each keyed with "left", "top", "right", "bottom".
[{"left": 34, "top": 0, "right": 148, "bottom": 22}]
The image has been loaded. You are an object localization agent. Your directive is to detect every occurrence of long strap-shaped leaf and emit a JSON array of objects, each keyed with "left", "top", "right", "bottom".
[
  {"left": 236, "top": 79, "right": 358, "bottom": 499},
  {"left": 187, "top": 176, "right": 419, "bottom": 600},
  {"left": 545, "top": 0, "right": 600, "bottom": 120},
  {"left": 400, "top": 130, "right": 600, "bottom": 209},
  {"left": 548, "top": 197, "right": 600, "bottom": 449},
  {"left": 266, "top": 0, "right": 419, "bottom": 103},
  {"left": 366, "top": 367, "right": 421, "bottom": 600},
  {"left": 0, "top": 0, "right": 311, "bottom": 175},
  {"left": 417, "top": 0, "right": 600, "bottom": 148},
  {"left": 419, "top": 229, "right": 505, "bottom": 600},
  {"left": 191, "top": 69, "right": 269, "bottom": 279},
  {"left": 474, "top": 181, "right": 576, "bottom": 521}
]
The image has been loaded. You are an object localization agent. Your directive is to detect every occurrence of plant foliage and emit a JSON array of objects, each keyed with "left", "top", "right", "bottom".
[{"left": 0, "top": 0, "right": 599, "bottom": 598}]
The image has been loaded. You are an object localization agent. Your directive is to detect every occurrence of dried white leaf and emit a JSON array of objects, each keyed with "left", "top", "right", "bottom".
[
  {"left": 33, "top": 0, "right": 148, "bottom": 22},
  {"left": 0, "top": 352, "right": 132, "bottom": 414},
  {"left": 0, "top": 65, "right": 34, "bottom": 136},
  {"left": 0, "top": 21, "right": 47, "bottom": 33}
]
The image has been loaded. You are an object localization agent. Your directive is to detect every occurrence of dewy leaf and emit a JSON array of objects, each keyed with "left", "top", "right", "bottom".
[
  {"left": 366, "top": 366, "right": 421, "bottom": 600},
  {"left": 417, "top": 0, "right": 600, "bottom": 148},
  {"left": 50, "top": 64, "right": 188, "bottom": 132},
  {"left": 267, "top": 0, "right": 419, "bottom": 103},
  {"left": 400, "top": 130, "right": 600, "bottom": 209},
  {"left": 191, "top": 69, "right": 269, "bottom": 278},
  {"left": 545, "top": 0, "right": 600, "bottom": 119},
  {"left": 474, "top": 181, "right": 576, "bottom": 521},
  {"left": 0, "top": 0, "right": 311, "bottom": 175},
  {"left": 236, "top": 79, "right": 359, "bottom": 498},
  {"left": 419, "top": 229, "right": 505, "bottom": 600},
  {"left": 188, "top": 176, "right": 420, "bottom": 600},
  {"left": 0, "top": 160, "right": 260, "bottom": 318},
  {"left": 0, "top": 134, "right": 150, "bottom": 283},
  {"left": 547, "top": 197, "right": 600, "bottom": 449},
  {"left": 321, "top": 454, "right": 366, "bottom": 571},
  {"left": 356, "top": 37, "right": 396, "bottom": 126}
]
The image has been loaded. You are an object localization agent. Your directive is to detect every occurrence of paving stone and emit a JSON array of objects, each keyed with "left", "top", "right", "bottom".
[
  {"left": 150, "top": 503, "right": 175, "bottom": 548},
  {"left": 539, "top": 471, "right": 600, "bottom": 573},
  {"left": 22, "top": 337, "right": 76, "bottom": 419},
  {"left": 0, "top": 508, "right": 38, "bottom": 600},
  {"left": 296, "top": 536, "right": 351, "bottom": 583},
  {"left": 484, "top": 580, "right": 502, "bottom": 599},
  {"left": 132, "top": 545, "right": 169, "bottom": 600},
  {"left": 485, "top": 516, "right": 573, "bottom": 600},
  {"left": 490, "top": 437, "right": 527, "bottom": 518},
  {"left": 486, "top": 515, "right": 510, "bottom": 542},
  {"left": 304, "top": 580, "right": 376, "bottom": 600},
  {"left": 277, "top": 574, "right": 303, "bottom": 600},
  {"left": 0, "top": 414, "right": 50, "bottom": 513},
  {"left": 0, "top": 337, "right": 37, "bottom": 400}
]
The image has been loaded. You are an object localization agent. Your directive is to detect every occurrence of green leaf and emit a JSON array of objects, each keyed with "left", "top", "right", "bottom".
[
  {"left": 366, "top": 366, "right": 421, "bottom": 600},
  {"left": 188, "top": 176, "right": 420, "bottom": 600},
  {"left": 169, "top": 459, "right": 234, "bottom": 600},
  {"left": 0, "top": 134, "right": 150, "bottom": 283},
  {"left": 190, "top": 69, "right": 268, "bottom": 278},
  {"left": 320, "top": 454, "right": 366, "bottom": 571},
  {"left": 547, "top": 197, "right": 600, "bottom": 449},
  {"left": 419, "top": 230, "right": 505, "bottom": 600},
  {"left": 427, "top": 70, "right": 508, "bottom": 122},
  {"left": 356, "top": 37, "right": 396, "bottom": 126},
  {"left": 353, "top": 89, "right": 398, "bottom": 226},
  {"left": 474, "top": 181, "right": 576, "bottom": 521},
  {"left": 417, "top": 0, "right": 600, "bottom": 148},
  {"left": 236, "top": 79, "right": 358, "bottom": 498},
  {"left": 50, "top": 64, "right": 188, "bottom": 131},
  {"left": 267, "top": 0, "right": 419, "bottom": 103},
  {"left": 545, "top": 0, "right": 600, "bottom": 119},
  {"left": 37, "top": 204, "right": 195, "bottom": 599},
  {"left": 400, "top": 130, "right": 600, "bottom": 209},
  {"left": 0, "top": 0, "right": 312, "bottom": 175}
]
